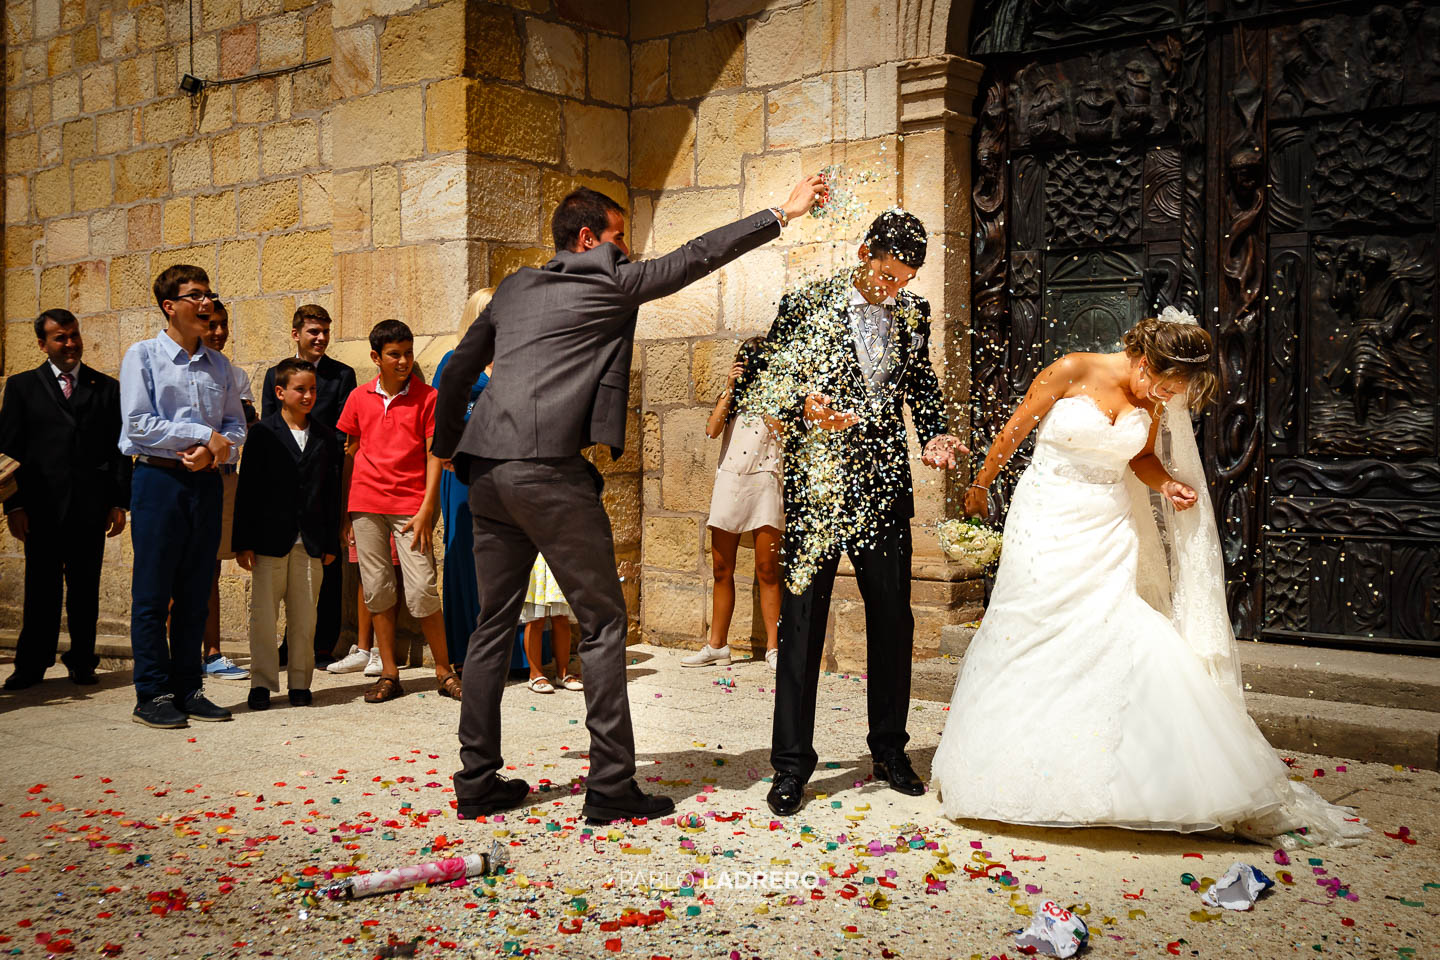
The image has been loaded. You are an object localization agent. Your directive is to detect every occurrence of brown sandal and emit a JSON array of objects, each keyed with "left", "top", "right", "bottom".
[
  {"left": 364, "top": 675, "right": 404, "bottom": 703},
  {"left": 437, "top": 672, "right": 463, "bottom": 700}
]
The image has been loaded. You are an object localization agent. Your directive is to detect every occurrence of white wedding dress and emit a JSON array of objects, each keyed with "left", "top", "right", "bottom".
[{"left": 931, "top": 395, "right": 1367, "bottom": 846}]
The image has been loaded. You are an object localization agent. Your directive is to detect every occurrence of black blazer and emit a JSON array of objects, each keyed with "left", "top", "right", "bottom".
[
  {"left": 434, "top": 210, "right": 783, "bottom": 473},
  {"left": 0, "top": 362, "right": 131, "bottom": 524},
  {"left": 260, "top": 354, "right": 358, "bottom": 431},
  {"left": 231, "top": 412, "right": 342, "bottom": 559}
]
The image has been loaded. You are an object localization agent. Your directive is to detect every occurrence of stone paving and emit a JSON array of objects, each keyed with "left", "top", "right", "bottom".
[{"left": 0, "top": 644, "right": 1436, "bottom": 959}]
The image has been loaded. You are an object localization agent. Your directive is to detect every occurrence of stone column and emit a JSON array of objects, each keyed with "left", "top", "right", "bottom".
[{"left": 882, "top": 53, "right": 986, "bottom": 658}]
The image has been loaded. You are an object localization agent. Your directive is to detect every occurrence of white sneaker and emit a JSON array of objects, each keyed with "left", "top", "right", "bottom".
[
  {"left": 765, "top": 648, "right": 779, "bottom": 671},
  {"left": 681, "top": 644, "right": 731, "bottom": 668},
  {"left": 363, "top": 648, "right": 384, "bottom": 677},
  {"left": 327, "top": 645, "right": 369, "bottom": 674}
]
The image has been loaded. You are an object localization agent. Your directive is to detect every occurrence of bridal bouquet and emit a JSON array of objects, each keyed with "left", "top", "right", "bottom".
[{"left": 938, "top": 517, "right": 1003, "bottom": 568}]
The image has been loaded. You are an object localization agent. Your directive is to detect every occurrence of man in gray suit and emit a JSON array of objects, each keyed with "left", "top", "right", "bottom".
[{"left": 435, "top": 176, "right": 823, "bottom": 823}]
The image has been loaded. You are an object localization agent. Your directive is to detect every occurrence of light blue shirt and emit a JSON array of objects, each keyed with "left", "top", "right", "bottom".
[{"left": 118, "top": 331, "right": 246, "bottom": 462}]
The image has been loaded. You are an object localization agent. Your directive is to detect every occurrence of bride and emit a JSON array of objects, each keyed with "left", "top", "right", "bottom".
[{"left": 930, "top": 308, "right": 1366, "bottom": 846}]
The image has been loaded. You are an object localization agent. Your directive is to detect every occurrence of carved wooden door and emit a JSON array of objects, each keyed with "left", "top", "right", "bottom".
[{"left": 968, "top": 0, "right": 1439, "bottom": 653}]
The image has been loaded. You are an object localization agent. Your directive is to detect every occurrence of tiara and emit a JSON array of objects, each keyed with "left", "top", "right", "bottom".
[{"left": 1155, "top": 305, "right": 1211, "bottom": 363}]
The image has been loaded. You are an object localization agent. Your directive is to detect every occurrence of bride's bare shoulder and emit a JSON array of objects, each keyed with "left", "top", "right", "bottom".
[{"left": 1037, "top": 352, "right": 1091, "bottom": 384}]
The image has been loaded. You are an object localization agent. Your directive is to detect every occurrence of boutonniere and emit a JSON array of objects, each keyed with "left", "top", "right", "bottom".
[{"left": 895, "top": 298, "right": 923, "bottom": 334}]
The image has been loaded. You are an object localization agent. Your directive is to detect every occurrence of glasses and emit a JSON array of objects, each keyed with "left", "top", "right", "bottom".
[{"left": 173, "top": 292, "right": 222, "bottom": 304}]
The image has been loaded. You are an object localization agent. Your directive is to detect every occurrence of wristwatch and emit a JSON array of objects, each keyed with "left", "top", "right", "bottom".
[{"left": 769, "top": 206, "right": 789, "bottom": 228}]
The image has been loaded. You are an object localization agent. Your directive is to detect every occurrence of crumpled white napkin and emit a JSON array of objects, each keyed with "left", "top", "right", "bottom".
[{"left": 1200, "top": 862, "right": 1274, "bottom": 911}]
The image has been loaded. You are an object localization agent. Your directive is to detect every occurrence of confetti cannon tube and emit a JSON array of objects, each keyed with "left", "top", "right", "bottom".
[{"left": 322, "top": 842, "right": 507, "bottom": 899}]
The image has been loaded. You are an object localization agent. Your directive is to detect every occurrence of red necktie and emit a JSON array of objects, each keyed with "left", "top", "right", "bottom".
[{"left": 59, "top": 372, "right": 73, "bottom": 398}]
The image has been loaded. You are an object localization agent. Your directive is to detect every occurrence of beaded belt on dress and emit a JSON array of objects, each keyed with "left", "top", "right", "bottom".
[{"left": 1029, "top": 453, "right": 1125, "bottom": 485}]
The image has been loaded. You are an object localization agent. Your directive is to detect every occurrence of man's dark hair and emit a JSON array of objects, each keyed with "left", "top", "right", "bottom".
[
  {"left": 294, "top": 303, "right": 331, "bottom": 331},
  {"left": 551, "top": 187, "right": 625, "bottom": 251},
  {"left": 863, "top": 210, "right": 928, "bottom": 269},
  {"left": 35, "top": 307, "right": 78, "bottom": 339},
  {"left": 274, "top": 357, "right": 317, "bottom": 388},
  {"left": 369, "top": 319, "right": 413, "bottom": 353},
  {"left": 153, "top": 263, "right": 210, "bottom": 309}
]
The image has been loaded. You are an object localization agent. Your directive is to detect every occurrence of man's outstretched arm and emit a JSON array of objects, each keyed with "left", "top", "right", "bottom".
[{"left": 615, "top": 176, "right": 824, "bottom": 306}]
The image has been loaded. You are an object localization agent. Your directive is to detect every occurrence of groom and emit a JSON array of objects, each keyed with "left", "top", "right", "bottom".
[{"left": 751, "top": 210, "right": 967, "bottom": 816}]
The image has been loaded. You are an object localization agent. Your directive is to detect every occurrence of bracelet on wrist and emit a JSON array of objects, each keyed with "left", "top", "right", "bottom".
[
  {"left": 770, "top": 206, "right": 789, "bottom": 228},
  {"left": 968, "top": 482, "right": 990, "bottom": 491}
]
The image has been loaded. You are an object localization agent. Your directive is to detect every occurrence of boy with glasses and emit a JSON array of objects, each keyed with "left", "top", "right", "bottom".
[{"left": 119, "top": 265, "right": 247, "bottom": 729}]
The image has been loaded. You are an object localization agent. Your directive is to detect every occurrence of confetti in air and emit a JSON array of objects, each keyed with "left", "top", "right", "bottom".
[{"left": 809, "top": 164, "right": 882, "bottom": 229}]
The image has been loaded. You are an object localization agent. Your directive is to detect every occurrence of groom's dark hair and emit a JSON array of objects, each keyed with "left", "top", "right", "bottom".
[
  {"left": 552, "top": 187, "right": 626, "bottom": 252},
  {"left": 863, "top": 210, "right": 928, "bottom": 269}
]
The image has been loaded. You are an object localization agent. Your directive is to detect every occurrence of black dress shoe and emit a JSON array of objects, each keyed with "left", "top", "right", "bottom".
[
  {"left": 248, "top": 687, "right": 271, "bottom": 711},
  {"left": 766, "top": 773, "right": 805, "bottom": 816},
  {"left": 68, "top": 668, "right": 99, "bottom": 686},
  {"left": 873, "top": 753, "right": 925, "bottom": 796},
  {"left": 181, "top": 690, "right": 233, "bottom": 722},
  {"left": 581, "top": 781, "right": 675, "bottom": 824},
  {"left": 287, "top": 688, "right": 312, "bottom": 707},
  {"left": 133, "top": 694, "right": 189, "bottom": 729},
  {"left": 457, "top": 776, "right": 531, "bottom": 818},
  {"left": 3, "top": 671, "right": 44, "bottom": 691}
]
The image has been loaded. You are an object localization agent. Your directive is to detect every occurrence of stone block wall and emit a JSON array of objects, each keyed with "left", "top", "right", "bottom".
[{"left": 0, "top": 0, "right": 643, "bottom": 642}]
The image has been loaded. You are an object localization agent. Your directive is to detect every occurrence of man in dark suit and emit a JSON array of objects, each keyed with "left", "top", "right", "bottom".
[
  {"left": 0, "top": 309, "right": 132, "bottom": 689},
  {"left": 741, "top": 211, "right": 967, "bottom": 816},
  {"left": 435, "top": 176, "right": 823, "bottom": 823},
  {"left": 261, "top": 304, "right": 357, "bottom": 668}
]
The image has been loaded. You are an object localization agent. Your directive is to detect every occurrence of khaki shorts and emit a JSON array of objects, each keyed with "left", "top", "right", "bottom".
[{"left": 351, "top": 512, "right": 441, "bottom": 619}]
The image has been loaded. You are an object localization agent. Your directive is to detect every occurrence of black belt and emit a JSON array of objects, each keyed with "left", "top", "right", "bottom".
[{"left": 137, "top": 455, "right": 232, "bottom": 474}]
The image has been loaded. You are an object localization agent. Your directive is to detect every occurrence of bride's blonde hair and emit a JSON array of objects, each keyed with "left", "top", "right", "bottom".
[{"left": 1123, "top": 315, "right": 1218, "bottom": 409}]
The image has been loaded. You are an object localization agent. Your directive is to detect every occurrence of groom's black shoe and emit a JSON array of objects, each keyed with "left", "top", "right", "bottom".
[
  {"left": 766, "top": 773, "right": 805, "bottom": 816},
  {"left": 873, "top": 753, "right": 925, "bottom": 796},
  {"left": 582, "top": 781, "right": 675, "bottom": 824}
]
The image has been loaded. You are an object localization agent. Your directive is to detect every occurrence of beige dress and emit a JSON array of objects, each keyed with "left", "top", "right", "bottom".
[{"left": 705, "top": 415, "right": 783, "bottom": 534}]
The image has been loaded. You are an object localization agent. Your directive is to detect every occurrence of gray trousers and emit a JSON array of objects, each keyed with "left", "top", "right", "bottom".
[{"left": 454, "top": 457, "right": 636, "bottom": 802}]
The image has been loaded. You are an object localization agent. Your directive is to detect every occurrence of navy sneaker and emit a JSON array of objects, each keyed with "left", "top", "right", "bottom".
[
  {"left": 133, "top": 694, "right": 189, "bottom": 729},
  {"left": 181, "top": 690, "right": 233, "bottom": 722}
]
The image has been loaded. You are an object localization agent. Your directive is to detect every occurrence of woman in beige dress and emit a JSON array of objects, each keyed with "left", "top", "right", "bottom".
[{"left": 683, "top": 338, "right": 785, "bottom": 670}]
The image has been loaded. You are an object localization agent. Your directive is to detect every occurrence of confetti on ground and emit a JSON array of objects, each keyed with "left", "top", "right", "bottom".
[{"left": 0, "top": 646, "right": 1435, "bottom": 959}]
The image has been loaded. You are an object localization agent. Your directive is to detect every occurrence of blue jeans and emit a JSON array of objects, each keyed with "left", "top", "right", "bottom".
[{"left": 129, "top": 463, "right": 222, "bottom": 702}]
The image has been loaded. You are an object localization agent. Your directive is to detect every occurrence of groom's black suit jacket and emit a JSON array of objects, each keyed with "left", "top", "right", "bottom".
[{"left": 757, "top": 273, "right": 948, "bottom": 561}]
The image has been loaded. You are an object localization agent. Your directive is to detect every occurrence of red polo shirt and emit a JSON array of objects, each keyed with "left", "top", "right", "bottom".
[{"left": 336, "top": 375, "right": 436, "bottom": 515}]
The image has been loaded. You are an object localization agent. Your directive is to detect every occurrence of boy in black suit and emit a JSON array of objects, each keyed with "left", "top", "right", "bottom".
[
  {"left": 261, "top": 305, "right": 357, "bottom": 668},
  {"left": 233, "top": 359, "right": 342, "bottom": 710},
  {"left": 0, "top": 309, "right": 131, "bottom": 689}
]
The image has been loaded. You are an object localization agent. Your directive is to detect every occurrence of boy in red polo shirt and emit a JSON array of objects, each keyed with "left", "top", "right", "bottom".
[{"left": 337, "top": 320, "right": 461, "bottom": 703}]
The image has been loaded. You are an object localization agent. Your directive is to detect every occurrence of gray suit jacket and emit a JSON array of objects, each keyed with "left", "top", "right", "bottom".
[{"left": 433, "top": 210, "right": 782, "bottom": 474}]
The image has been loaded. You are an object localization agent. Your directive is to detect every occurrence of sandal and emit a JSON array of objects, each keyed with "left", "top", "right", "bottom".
[
  {"left": 437, "top": 672, "right": 463, "bottom": 700},
  {"left": 364, "top": 675, "right": 404, "bottom": 703},
  {"left": 527, "top": 676, "right": 555, "bottom": 694},
  {"left": 560, "top": 674, "right": 584, "bottom": 691}
]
